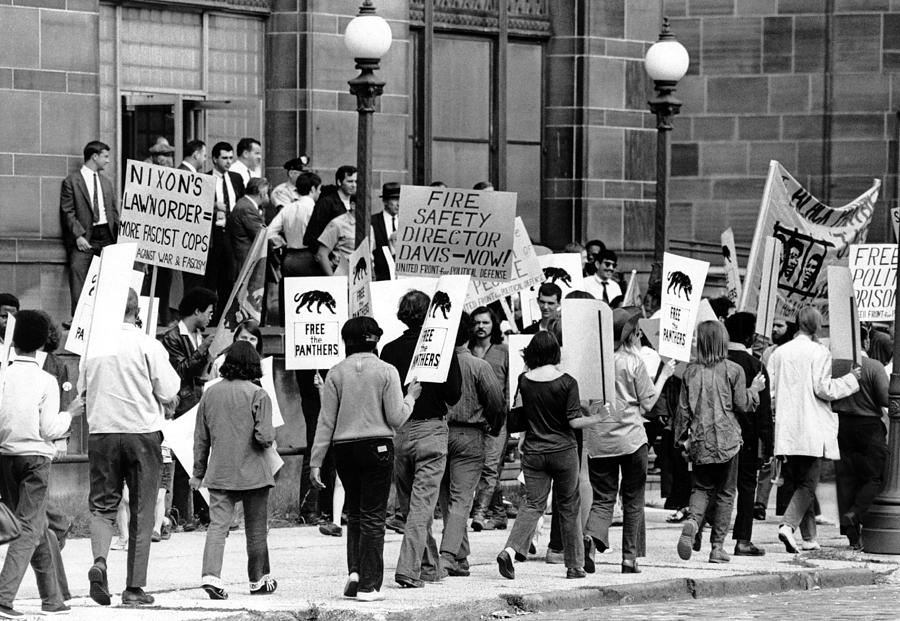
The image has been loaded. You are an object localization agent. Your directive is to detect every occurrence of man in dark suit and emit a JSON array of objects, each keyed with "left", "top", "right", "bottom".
[
  {"left": 178, "top": 139, "right": 206, "bottom": 173},
  {"left": 60, "top": 140, "right": 119, "bottom": 315},
  {"left": 372, "top": 181, "right": 400, "bottom": 281},
  {"left": 228, "top": 177, "right": 267, "bottom": 275},
  {"left": 302, "top": 165, "right": 356, "bottom": 250}
]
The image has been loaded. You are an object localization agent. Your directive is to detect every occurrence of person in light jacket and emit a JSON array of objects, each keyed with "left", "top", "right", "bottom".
[{"left": 768, "top": 306, "right": 860, "bottom": 553}]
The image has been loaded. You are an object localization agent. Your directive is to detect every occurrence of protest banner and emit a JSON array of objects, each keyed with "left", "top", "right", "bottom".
[
  {"left": 464, "top": 217, "right": 543, "bottom": 312},
  {"left": 561, "top": 299, "right": 614, "bottom": 403},
  {"left": 659, "top": 252, "right": 709, "bottom": 362},
  {"left": 284, "top": 276, "right": 347, "bottom": 370},
  {"left": 406, "top": 275, "right": 470, "bottom": 383},
  {"left": 849, "top": 244, "right": 897, "bottom": 322},
  {"left": 119, "top": 160, "right": 216, "bottom": 275},
  {"left": 370, "top": 277, "right": 439, "bottom": 346},
  {"left": 210, "top": 228, "right": 268, "bottom": 357},
  {"left": 64, "top": 256, "right": 100, "bottom": 356},
  {"left": 85, "top": 243, "right": 138, "bottom": 360},
  {"left": 827, "top": 266, "right": 861, "bottom": 365},
  {"left": 741, "top": 160, "right": 879, "bottom": 321},
  {"left": 622, "top": 270, "right": 642, "bottom": 309},
  {"left": 395, "top": 185, "right": 516, "bottom": 280},
  {"left": 721, "top": 228, "right": 742, "bottom": 307},
  {"left": 349, "top": 239, "right": 373, "bottom": 318},
  {"left": 507, "top": 334, "right": 531, "bottom": 408},
  {"left": 755, "top": 237, "right": 783, "bottom": 340}
]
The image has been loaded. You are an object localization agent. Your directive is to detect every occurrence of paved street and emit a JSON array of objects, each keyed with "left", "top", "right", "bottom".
[{"left": 526, "top": 583, "right": 900, "bottom": 621}]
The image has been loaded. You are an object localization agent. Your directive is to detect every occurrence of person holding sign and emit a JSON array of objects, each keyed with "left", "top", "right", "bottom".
[
  {"left": 496, "top": 332, "right": 611, "bottom": 581},
  {"left": 309, "top": 317, "right": 422, "bottom": 602},
  {"left": 768, "top": 307, "right": 861, "bottom": 554},
  {"left": 522, "top": 283, "right": 562, "bottom": 334}
]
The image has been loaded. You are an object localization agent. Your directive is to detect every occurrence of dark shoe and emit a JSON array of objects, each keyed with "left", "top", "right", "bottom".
[
  {"left": 843, "top": 512, "right": 862, "bottom": 548},
  {"left": 709, "top": 546, "right": 731, "bottom": 564},
  {"left": 343, "top": 572, "right": 359, "bottom": 598},
  {"left": 734, "top": 540, "right": 766, "bottom": 556},
  {"left": 442, "top": 555, "right": 470, "bottom": 577},
  {"left": 566, "top": 567, "right": 586, "bottom": 579},
  {"left": 121, "top": 588, "right": 155, "bottom": 606},
  {"left": 88, "top": 563, "right": 111, "bottom": 606},
  {"left": 778, "top": 524, "right": 799, "bottom": 553},
  {"left": 250, "top": 576, "right": 277, "bottom": 595},
  {"left": 693, "top": 525, "right": 703, "bottom": 552},
  {"left": 395, "top": 574, "right": 424, "bottom": 588},
  {"left": 40, "top": 602, "right": 71, "bottom": 615},
  {"left": 583, "top": 537, "right": 595, "bottom": 574},
  {"left": 753, "top": 504, "right": 766, "bottom": 521},
  {"left": 202, "top": 584, "right": 228, "bottom": 600},
  {"left": 677, "top": 519, "right": 698, "bottom": 560},
  {"left": 621, "top": 559, "right": 640, "bottom": 574},
  {"left": 298, "top": 512, "right": 322, "bottom": 526},
  {"left": 492, "top": 518, "right": 507, "bottom": 530},
  {"left": 471, "top": 518, "right": 485, "bottom": 532},
  {"left": 385, "top": 515, "right": 405, "bottom": 535},
  {"left": 0, "top": 605, "right": 24, "bottom": 618},
  {"left": 497, "top": 550, "right": 515, "bottom": 580},
  {"left": 528, "top": 542, "right": 537, "bottom": 556},
  {"left": 545, "top": 548, "right": 565, "bottom": 564},
  {"left": 593, "top": 536, "right": 609, "bottom": 554},
  {"left": 458, "top": 558, "right": 470, "bottom": 571},
  {"left": 57, "top": 521, "right": 73, "bottom": 550},
  {"left": 319, "top": 522, "right": 342, "bottom": 537}
]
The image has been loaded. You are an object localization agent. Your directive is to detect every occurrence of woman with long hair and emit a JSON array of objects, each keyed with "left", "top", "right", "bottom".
[
  {"left": 674, "top": 321, "right": 764, "bottom": 563},
  {"left": 496, "top": 331, "right": 609, "bottom": 580}
]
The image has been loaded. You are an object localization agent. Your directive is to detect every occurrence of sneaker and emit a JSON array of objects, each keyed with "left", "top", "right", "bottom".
[
  {"left": 40, "top": 602, "right": 71, "bottom": 615},
  {"left": 566, "top": 567, "right": 586, "bottom": 579},
  {"left": 356, "top": 589, "right": 384, "bottom": 602},
  {"left": 121, "top": 588, "right": 154, "bottom": 606},
  {"left": 496, "top": 550, "right": 515, "bottom": 580},
  {"left": 250, "top": 575, "right": 277, "bottom": 595},
  {"left": 202, "top": 584, "right": 228, "bottom": 600},
  {"left": 110, "top": 538, "right": 128, "bottom": 551},
  {"left": 800, "top": 539, "right": 821, "bottom": 551},
  {"left": 0, "top": 605, "right": 23, "bottom": 618},
  {"left": 160, "top": 520, "right": 172, "bottom": 541},
  {"left": 677, "top": 520, "right": 699, "bottom": 560},
  {"left": 778, "top": 524, "right": 799, "bottom": 553},
  {"left": 709, "top": 546, "right": 731, "bottom": 564},
  {"left": 545, "top": 548, "right": 565, "bottom": 564},
  {"left": 814, "top": 515, "right": 834, "bottom": 526},
  {"left": 343, "top": 572, "right": 359, "bottom": 598},
  {"left": 151, "top": 531, "right": 161, "bottom": 543},
  {"left": 318, "top": 523, "right": 342, "bottom": 537},
  {"left": 88, "top": 563, "right": 111, "bottom": 606}
]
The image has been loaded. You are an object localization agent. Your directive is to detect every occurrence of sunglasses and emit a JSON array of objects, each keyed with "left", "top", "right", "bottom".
[{"left": 602, "top": 261, "right": 617, "bottom": 268}]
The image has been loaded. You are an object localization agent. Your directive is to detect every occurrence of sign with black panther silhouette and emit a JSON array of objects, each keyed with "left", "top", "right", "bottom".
[
  {"left": 407, "top": 274, "right": 470, "bottom": 384},
  {"left": 284, "top": 276, "right": 347, "bottom": 369},
  {"left": 349, "top": 239, "right": 372, "bottom": 318},
  {"left": 659, "top": 252, "right": 709, "bottom": 362}
]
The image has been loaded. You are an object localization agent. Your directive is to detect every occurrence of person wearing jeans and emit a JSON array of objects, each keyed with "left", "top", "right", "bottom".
[
  {"left": 311, "top": 317, "right": 420, "bottom": 601},
  {"left": 767, "top": 307, "right": 859, "bottom": 553},
  {"left": 192, "top": 342, "right": 277, "bottom": 599}
]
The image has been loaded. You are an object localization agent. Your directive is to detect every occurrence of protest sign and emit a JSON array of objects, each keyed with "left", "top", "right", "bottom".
[
  {"left": 521, "top": 253, "right": 586, "bottom": 326},
  {"left": 85, "top": 243, "right": 138, "bottom": 360},
  {"left": 507, "top": 334, "right": 531, "bottom": 408},
  {"left": 406, "top": 275, "right": 470, "bottom": 383},
  {"left": 284, "top": 276, "right": 347, "bottom": 370},
  {"left": 638, "top": 317, "right": 660, "bottom": 352},
  {"left": 395, "top": 185, "right": 516, "bottom": 280},
  {"left": 659, "top": 252, "right": 709, "bottom": 362},
  {"left": 370, "top": 278, "right": 439, "bottom": 346},
  {"left": 755, "top": 237, "right": 783, "bottom": 340},
  {"left": 721, "top": 228, "right": 742, "bottom": 307},
  {"left": 349, "top": 239, "right": 373, "bottom": 318},
  {"left": 622, "top": 270, "right": 642, "bottom": 309},
  {"left": 696, "top": 298, "right": 718, "bottom": 325},
  {"left": 464, "top": 217, "right": 543, "bottom": 312},
  {"left": 561, "top": 299, "right": 614, "bottom": 403},
  {"left": 119, "top": 160, "right": 216, "bottom": 275},
  {"left": 64, "top": 256, "right": 100, "bottom": 356},
  {"left": 827, "top": 266, "right": 860, "bottom": 365},
  {"left": 849, "top": 244, "right": 897, "bottom": 322},
  {"left": 742, "top": 160, "right": 879, "bottom": 320}
]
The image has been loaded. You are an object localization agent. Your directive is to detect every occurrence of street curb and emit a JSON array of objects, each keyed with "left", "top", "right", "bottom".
[{"left": 202, "top": 568, "right": 882, "bottom": 621}]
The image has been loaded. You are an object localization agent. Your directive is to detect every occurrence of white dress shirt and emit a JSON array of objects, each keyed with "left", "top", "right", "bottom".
[
  {"left": 268, "top": 195, "right": 315, "bottom": 249},
  {"left": 213, "top": 170, "right": 236, "bottom": 227},
  {"left": 80, "top": 165, "right": 107, "bottom": 225},
  {"left": 229, "top": 159, "right": 259, "bottom": 185},
  {"left": 583, "top": 274, "right": 622, "bottom": 302}
]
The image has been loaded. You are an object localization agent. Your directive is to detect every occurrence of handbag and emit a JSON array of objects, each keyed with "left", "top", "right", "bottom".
[{"left": 0, "top": 503, "right": 21, "bottom": 545}]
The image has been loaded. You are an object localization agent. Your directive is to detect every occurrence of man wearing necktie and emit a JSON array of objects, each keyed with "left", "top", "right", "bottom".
[
  {"left": 372, "top": 182, "right": 400, "bottom": 281},
  {"left": 59, "top": 141, "right": 120, "bottom": 316},
  {"left": 584, "top": 249, "right": 622, "bottom": 304}
]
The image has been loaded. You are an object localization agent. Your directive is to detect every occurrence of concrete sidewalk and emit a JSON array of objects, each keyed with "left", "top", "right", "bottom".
[{"left": 1, "top": 490, "right": 898, "bottom": 621}]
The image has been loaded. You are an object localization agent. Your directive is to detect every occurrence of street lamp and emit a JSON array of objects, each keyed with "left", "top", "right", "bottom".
[
  {"left": 644, "top": 17, "right": 689, "bottom": 271},
  {"left": 344, "top": 0, "right": 392, "bottom": 248}
]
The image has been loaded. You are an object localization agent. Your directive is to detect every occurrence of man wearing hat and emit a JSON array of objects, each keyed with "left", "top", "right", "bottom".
[
  {"left": 372, "top": 182, "right": 400, "bottom": 281},
  {"left": 270, "top": 156, "right": 310, "bottom": 216},
  {"left": 147, "top": 138, "right": 175, "bottom": 168}
]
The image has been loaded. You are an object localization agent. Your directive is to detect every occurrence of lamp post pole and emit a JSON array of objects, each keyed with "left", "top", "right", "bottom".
[
  {"left": 350, "top": 57, "right": 384, "bottom": 248},
  {"left": 861, "top": 219, "right": 900, "bottom": 552}
]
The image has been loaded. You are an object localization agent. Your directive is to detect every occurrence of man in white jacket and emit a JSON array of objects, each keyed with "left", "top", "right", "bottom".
[
  {"left": 0, "top": 310, "right": 76, "bottom": 618},
  {"left": 768, "top": 306, "right": 860, "bottom": 553}
]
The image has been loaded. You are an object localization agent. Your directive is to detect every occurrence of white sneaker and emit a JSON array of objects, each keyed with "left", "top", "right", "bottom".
[
  {"left": 801, "top": 540, "right": 821, "bottom": 551},
  {"left": 356, "top": 589, "right": 384, "bottom": 602},
  {"left": 110, "top": 538, "right": 128, "bottom": 551},
  {"left": 777, "top": 524, "right": 799, "bottom": 553}
]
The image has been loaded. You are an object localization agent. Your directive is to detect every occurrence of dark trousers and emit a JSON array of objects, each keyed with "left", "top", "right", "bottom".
[
  {"left": 296, "top": 370, "right": 334, "bottom": 519},
  {"left": 141, "top": 266, "right": 172, "bottom": 325},
  {"left": 836, "top": 415, "right": 888, "bottom": 527},
  {"left": 585, "top": 445, "right": 648, "bottom": 561},
  {"left": 661, "top": 428, "right": 692, "bottom": 510},
  {"left": 732, "top": 441, "right": 760, "bottom": 541},
  {"left": 505, "top": 448, "right": 584, "bottom": 569},
  {"left": 334, "top": 439, "right": 393, "bottom": 593},
  {"left": 688, "top": 456, "right": 738, "bottom": 546},
  {"left": 438, "top": 427, "right": 485, "bottom": 562},
  {"left": 67, "top": 224, "right": 113, "bottom": 315},
  {"left": 473, "top": 423, "right": 508, "bottom": 521},
  {"left": 205, "top": 226, "right": 235, "bottom": 324},
  {"left": 781, "top": 455, "right": 820, "bottom": 540},
  {"left": 45, "top": 504, "right": 70, "bottom": 600},
  {"left": 549, "top": 431, "right": 582, "bottom": 551},
  {"left": 0, "top": 455, "right": 63, "bottom": 609},
  {"left": 202, "top": 487, "right": 270, "bottom": 582},
  {"left": 89, "top": 432, "right": 162, "bottom": 589}
]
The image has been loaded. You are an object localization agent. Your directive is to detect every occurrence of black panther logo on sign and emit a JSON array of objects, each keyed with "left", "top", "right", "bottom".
[
  {"left": 294, "top": 290, "right": 337, "bottom": 314},
  {"left": 666, "top": 271, "right": 693, "bottom": 301},
  {"left": 542, "top": 267, "right": 572, "bottom": 287},
  {"left": 353, "top": 257, "right": 368, "bottom": 284},
  {"left": 430, "top": 291, "right": 452, "bottom": 319}
]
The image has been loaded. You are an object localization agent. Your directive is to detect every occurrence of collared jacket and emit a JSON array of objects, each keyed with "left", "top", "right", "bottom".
[
  {"left": 160, "top": 322, "right": 209, "bottom": 416},
  {"left": 447, "top": 345, "right": 506, "bottom": 435}
]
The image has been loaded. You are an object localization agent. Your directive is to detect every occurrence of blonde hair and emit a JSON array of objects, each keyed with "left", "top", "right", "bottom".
[
  {"left": 696, "top": 320, "right": 728, "bottom": 367},
  {"left": 796, "top": 306, "right": 822, "bottom": 339}
]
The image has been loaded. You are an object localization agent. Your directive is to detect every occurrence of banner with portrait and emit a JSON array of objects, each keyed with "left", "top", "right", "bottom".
[{"left": 741, "top": 160, "right": 880, "bottom": 321}]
